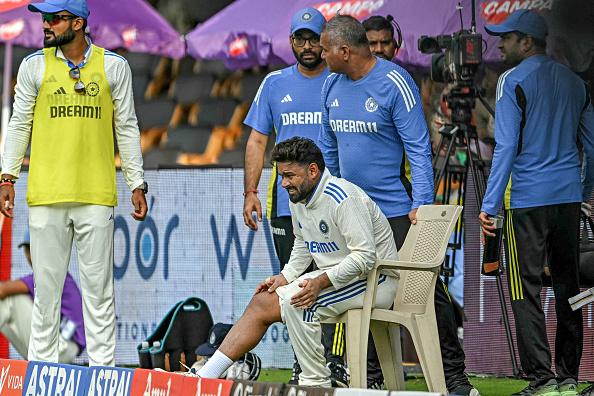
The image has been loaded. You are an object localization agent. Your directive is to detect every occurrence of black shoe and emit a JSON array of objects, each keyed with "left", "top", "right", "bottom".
[
  {"left": 328, "top": 362, "right": 349, "bottom": 388},
  {"left": 288, "top": 361, "right": 301, "bottom": 385},
  {"left": 367, "top": 378, "right": 385, "bottom": 390},
  {"left": 510, "top": 379, "right": 560, "bottom": 396}
]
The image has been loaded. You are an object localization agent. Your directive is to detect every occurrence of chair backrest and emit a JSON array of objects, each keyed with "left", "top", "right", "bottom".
[
  {"left": 143, "top": 147, "right": 182, "bottom": 169},
  {"left": 172, "top": 75, "right": 216, "bottom": 105},
  {"left": 136, "top": 99, "right": 176, "bottom": 130},
  {"left": 393, "top": 205, "right": 462, "bottom": 314},
  {"left": 165, "top": 125, "right": 213, "bottom": 154},
  {"left": 197, "top": 98, "right": 240, "bottom": 128}
]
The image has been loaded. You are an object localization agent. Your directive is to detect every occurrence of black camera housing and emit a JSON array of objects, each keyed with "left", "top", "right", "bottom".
[{"left": 418, "top": 31, "right": 482, "bottom": 85}]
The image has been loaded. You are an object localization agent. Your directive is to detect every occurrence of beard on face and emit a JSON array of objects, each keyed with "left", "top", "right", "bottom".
[
  {"left": 293, "top": 47, "right": 324, "bottom": 69},
  {"left": 287, "top": 177, "right": 316, "bottom": 203},
  {"left": 44, "top": 23, "right": 76, "bottom": 48}
]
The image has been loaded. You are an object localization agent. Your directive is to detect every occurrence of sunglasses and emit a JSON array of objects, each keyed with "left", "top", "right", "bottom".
[
  {"left": 292, "top": 35, "right": 321, "bottom": 47},
  {"left": 69, "top": 67, "right": 85, "bottom": 94},
  {"left": 41, "top": 13, "right": 77, "bottom": 26}
]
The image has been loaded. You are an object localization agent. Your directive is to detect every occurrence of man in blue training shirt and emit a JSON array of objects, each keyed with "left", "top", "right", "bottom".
[
  {"left": 479, "top": 9, "right": 594, "bottom": 396},
  {"left": 242, "top": 7, "right": 348, "bottom": 387},
  {"left": 318, "top": 15, "right": 478, "bottom": 396}
]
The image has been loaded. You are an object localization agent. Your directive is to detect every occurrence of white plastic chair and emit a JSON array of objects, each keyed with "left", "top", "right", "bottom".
[{"left": 322, "top": 204, "right": 462, "bottom": 393}]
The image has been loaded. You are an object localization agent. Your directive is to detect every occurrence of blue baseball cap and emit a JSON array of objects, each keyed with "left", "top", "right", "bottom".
[
  {"left": 18, "top": 230, "right": 30, "bottom": 248},
  {"left": 291, "top": 7, "right": 326, "bottom": 35},
  {"left": 28, "top": 0, "right": 90, "bottom": 19},
  {"left": 485, "top": 9, "right": 547, "bottom": 41}
]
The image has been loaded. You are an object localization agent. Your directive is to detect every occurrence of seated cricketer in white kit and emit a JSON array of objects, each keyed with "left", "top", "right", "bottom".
[{"left": 197, "top": 137, "right": 400, "bottom": 387}]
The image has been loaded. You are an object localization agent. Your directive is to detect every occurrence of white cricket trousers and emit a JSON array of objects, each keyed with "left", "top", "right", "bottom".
[
  {"left": 276, "top": 269, "right": 398, "bottom": 387},
  {"left": 0, "top": 293, "right": 79, "bottom": 363},
  {"left": 28, "top": 203, "right": 116, "bottom": 366}
]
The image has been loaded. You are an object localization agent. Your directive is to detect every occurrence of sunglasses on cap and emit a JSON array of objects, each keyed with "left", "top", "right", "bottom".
[
  {"left": 41, "top": 13, "right": 78, "bottom": 26},
  {"left": 69, "top": 67, "right": 85, "bottom": 94}
]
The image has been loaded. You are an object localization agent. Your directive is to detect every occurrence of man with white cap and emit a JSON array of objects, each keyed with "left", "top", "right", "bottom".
[
  {"left": 242, "top": 7, "right": 349, "bottom": 387},
  {"left": 479, "top": 9, "right": 594, "bottom": 396},
  {"left": 0, "top": 0, "right": 147, "bottom": 366}
]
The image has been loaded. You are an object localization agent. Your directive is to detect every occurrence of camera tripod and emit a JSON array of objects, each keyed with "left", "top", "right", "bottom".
[{"left": 433, "top": 87, "right": 522, "bottom": 379}]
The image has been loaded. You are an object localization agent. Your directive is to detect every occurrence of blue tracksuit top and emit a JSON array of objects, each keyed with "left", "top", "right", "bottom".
[
  {"left": 318, "top": 57, "right": 434, "bottom": 218},
  {"left": 244, "top": 64, "right": 331, "bottom": 218},
  {"left": 481, "top": 55, "right": 594, "bottom": 215}
]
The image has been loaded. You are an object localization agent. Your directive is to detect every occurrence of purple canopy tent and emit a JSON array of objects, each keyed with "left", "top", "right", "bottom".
[
  {"left": 0, "top": 0, "right": 186, "bottom": 151},
  {"left": 185, "top": 0, "right": 580, "bottom": 71},
  {"left": 185, "top": 0, "right": 508, "bottom": 70}
]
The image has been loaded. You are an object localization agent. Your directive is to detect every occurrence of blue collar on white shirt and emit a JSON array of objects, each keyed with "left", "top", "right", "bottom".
[{"left": 54, "top": 35, "right": 93, "bottom": 69}]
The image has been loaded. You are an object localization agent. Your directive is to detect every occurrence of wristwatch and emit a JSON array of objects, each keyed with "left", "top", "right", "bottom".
[{"left": 135, "top": 182, "right": 148, "bottom": 194}]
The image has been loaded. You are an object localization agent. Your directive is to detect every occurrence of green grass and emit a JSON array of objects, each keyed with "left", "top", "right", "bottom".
[{"left": 258, "top": 370, "right": 592, "bottom": 395}]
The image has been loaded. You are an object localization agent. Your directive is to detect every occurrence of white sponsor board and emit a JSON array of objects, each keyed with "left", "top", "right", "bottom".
[{"left": 9, "top": 168, "right": 292, "bottom": 368}]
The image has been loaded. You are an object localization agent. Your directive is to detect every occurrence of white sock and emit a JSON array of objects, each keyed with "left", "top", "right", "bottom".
[{"left": 197, "top": 350, "right": 233, "bottom": 379}]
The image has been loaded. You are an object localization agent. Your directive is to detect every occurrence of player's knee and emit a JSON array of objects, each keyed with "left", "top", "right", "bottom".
[{"left": 247, "top": 292, "right": 280, "bottom": 324}]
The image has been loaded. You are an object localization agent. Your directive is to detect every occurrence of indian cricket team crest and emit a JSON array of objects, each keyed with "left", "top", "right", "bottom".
[
  {"left": 319, "top": 220, "right": 329, "bottom": 234},
  {"left": 365, "top": 97, "right": 378, "bottom": 112},
  {"left": 209, "top": 331, "right": 216, "bottom": 345},
  {"left": 86, "top": 82, "right": 99, "bottom": 97},
  {"left": 301, "top": 11, "right": 313, "bottom": 21}
]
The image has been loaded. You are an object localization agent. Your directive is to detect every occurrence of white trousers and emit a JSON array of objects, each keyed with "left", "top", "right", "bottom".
[
  {"left": 276, "top": 269, "right": 398, "bottom": 387},
  {"left": 28, "top": 203, "right": 115, "bottom": 366},
  {"left": 0, "top": 293, "right": 79, "bottom": 363}
]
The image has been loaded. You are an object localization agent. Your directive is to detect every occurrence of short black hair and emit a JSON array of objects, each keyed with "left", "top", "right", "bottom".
[
  {"left": 514, "top": 31, "right": 546, "bottom": 50},
  {"left": 321, "top": 15, "right": 368, "bottom": 49},
  {"left": 362, "top": 16, "right": 394, "bottom": 38},
  {"left": 270, "top": 137, "right": 325, "bottom": 173}
]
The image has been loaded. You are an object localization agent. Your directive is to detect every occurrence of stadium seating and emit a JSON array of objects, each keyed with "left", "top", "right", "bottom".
[{"left": 322, "top": 205, "right": 462, "bottom": 392}]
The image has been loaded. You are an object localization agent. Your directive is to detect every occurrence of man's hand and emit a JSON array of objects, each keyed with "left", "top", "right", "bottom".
[
  {"left": 255, "top": 274, "right": 287, "bottom": 295},
  {"left": 582, "top": 202, "right": 592, "bottom": 218},
  {"left": 131, "top": 190, "right": 147, "bottom": 221},
  {"left": 291, "top": 273, "right": 331, "bottom": 309},
  {"left": 0, "top": 184, "right": 15, "bottom": 218},
  {"left": 408, "top": 208, "right": 418, "bottom": 225},
  {"left": 243, "top": 193, "right": 262, "bottom": 231},
  {"left": 478, "top": 211, "right": 496, "bottom": 245}
]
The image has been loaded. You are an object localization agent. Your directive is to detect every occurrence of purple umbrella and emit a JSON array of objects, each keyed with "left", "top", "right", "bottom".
[
  {"left": 0, "top": 0, "right": 185, "bottom": 57},
  {"left": 185, "top": 0, "right": 565, "bottom": 70}
]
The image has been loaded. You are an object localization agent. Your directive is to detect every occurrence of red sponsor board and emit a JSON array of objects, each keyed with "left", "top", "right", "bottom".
[
  {"left": 0, "top": 359, "right": 29, "bottom": 396},
  {"left": 314, "top": 0, "right": 386, "bottom": 20},
  {"left": 130, "top": 369, "right": 184, "bottom": 396},
  {"left": 479, "top": 0, "right": 552, "bottom": 24},
  {"left": 181, "top": 377, "right": 233, "bottom": 396},
  {"left": 0, "top": 0, "right": 28, "bottom": 13}
]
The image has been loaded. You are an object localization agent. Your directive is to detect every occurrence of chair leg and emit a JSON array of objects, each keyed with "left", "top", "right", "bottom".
[
  {"left": 409, "top": 315, "right": 446, "bottom": 394},
  {"left": 344, "top": 311, "right": 367, "bottom": 389},
  {"left": 370, "top": 321, "right": 405, "bottom": 391}
]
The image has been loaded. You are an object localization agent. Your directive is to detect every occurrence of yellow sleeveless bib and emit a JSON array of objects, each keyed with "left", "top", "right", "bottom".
[{"left": 27, "top": 45, "right": 116, "bottom": 206}]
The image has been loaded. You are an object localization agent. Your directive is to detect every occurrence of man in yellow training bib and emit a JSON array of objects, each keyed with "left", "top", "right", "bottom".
[{"left": 0, "top": 0, "right": 147, "bottom": 367}]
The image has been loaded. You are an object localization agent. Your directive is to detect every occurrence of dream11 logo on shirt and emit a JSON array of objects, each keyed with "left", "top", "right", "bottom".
[
  {"left": 314, "top": 0, "right": 387, "bottom": 20},
  {"left": 480, "top": 0, "right": 552, "bottom": 24}
]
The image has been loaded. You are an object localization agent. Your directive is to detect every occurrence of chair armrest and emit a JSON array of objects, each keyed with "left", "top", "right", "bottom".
[{"left": 375, "top": 259, "right": 442, "bottom": 272}]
